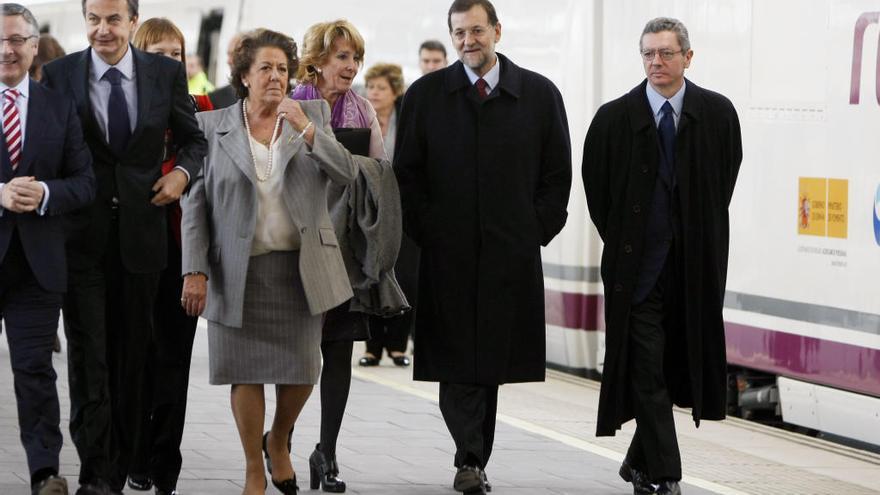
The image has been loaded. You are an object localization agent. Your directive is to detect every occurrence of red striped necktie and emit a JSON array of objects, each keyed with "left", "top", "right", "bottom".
[
  {"left": 3, "top": 89, "right": 22, "bottom": 171},
  {"left": 476, "top": 78, "right": 489, "bottom": 99}
]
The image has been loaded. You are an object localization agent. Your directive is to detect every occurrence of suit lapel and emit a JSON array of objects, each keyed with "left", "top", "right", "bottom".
[
  {"left": 275, "top": 120, "right": 304, "bottom": 179},
  {"left": 130, "top": 47, "right": 155, "bottom": 148},
  {"left": 73, "top": 49, "right": 111, "bottom": 152},
  {"left": 15, "top": 80, "right": 46, "bottom": 176},
  {"left": 217, "top": 102, "right": 257, "bottom": 186}
]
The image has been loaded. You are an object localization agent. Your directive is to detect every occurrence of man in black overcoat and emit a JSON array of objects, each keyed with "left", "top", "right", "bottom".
[
  {"left": 42, "top": 0, "right": 207, "bottom": 493},
  {"left": 395, "top": 1, "right": 571, "bottom": 493},
  {"left": 582, "top": 17, "right": 742, "bottom": 495}
]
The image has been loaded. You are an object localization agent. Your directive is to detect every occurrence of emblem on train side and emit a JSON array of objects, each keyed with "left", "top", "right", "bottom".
[
  {"left": 798, "top": 178, "right": 848, "bottom": 238},
  {"left": 850, "top": 12, "right": 880, "bottom": 104},
  {"left": 873, "top": 184, "right": 880, "bottom": 245}
]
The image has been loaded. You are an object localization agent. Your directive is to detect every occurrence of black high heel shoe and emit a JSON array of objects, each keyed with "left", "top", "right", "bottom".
[
  {"left": 309, "top": 444, "right": 346, "bottom": 493},
  {"left": 262, "top": 432, "right": 299, "bottom": 494}
]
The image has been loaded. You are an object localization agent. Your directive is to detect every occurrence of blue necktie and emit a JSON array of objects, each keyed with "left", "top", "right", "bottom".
[
  {"left": 658, "top": 101, "right": 675, "bottom": 185},
  {"left": 104, "top": 67, "right": 131, "bottom": 156}
]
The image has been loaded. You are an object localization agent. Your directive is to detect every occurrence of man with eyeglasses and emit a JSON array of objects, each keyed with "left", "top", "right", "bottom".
[
  {"left": 395, "top": 0, "right": 571, "bottom": 493},
  {"left": 0, "top": 3, "right": 95, "bottom": 495},
  {"left": 582, "top": 17, "right": 742, "bottom": 495}
]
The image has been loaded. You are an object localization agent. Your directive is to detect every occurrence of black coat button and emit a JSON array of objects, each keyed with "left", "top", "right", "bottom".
[
  {"left": 614, "top": 283, "right": 623, "bottom": 292},
  {"left": 632, "top": 204, "right": 641, "bottom": 213},
  {"left": 624, "top": 244, "right": 632, "bottom": 254}
]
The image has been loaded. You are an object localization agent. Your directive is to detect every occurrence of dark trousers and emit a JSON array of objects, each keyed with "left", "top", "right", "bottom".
[
  {"left": 130, "top": 234, "right": 198, "bottom": 490},
  {"left": 365, "top": 312, "right": 411, "bottom": 356},
  {"left": 63, "top": 216, "right": 160, "bottom": 488},
  {"left": 439, "top": 383, "right": 499, "bottom": 469},
  {"left": 0, "top": 231, "right": 63, "bottom": 485},
  {"left": 625, "top": 261, "right": 682, "bottom": 482}
]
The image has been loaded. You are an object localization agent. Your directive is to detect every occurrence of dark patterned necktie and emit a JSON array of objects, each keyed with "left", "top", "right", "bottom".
[
  {"left": 658, "top": 101, "right": 676, "bottom": 186},
  {"left": 104, "top": 67, "right": 131, "bottom": 155},
  {"left": 475, "top": 78, "right": 489, "bottom": 99}
]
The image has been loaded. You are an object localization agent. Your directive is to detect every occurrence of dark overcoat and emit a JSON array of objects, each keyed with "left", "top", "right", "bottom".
[
  {"left": 582, "top": 79, "right": 742, "bottom": 435},
  {"left": 395, "top": 54, "right": 571, "bottom": 385}
]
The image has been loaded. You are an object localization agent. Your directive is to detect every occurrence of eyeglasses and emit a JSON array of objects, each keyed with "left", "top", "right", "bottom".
[
  {"left": 640, "top": 49, "right": 684, "bottom": 61},
  {"left": 452, "top": 26, "right": 492, "bottom": 42},
  {"left": 0, "top": 35, "right": 37, "bottom": 47}
]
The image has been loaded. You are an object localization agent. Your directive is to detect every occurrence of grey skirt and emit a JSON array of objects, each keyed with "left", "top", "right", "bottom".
[{"left": 207, "top": 251, "right": 322, "bottom": 385}]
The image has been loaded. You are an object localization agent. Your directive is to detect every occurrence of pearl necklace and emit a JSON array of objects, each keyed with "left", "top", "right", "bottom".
[{"left": 242, "top": 98, "right": 282, "bottom": 182}]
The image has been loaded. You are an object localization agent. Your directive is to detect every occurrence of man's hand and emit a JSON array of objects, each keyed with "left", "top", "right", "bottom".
[
  {"left": 181, "top": 272, "right": 208, "bottom": 316},
  {"left": 151, "top": 169, "right": 189, "bottom": 206},
  {"left": 1, "top": 176, "right": 43, "bottom": 213}
]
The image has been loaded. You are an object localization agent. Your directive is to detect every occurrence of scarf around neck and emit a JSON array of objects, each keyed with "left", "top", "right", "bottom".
[{"left": 290, "top": 83, "right": 371, "bottom": 129}]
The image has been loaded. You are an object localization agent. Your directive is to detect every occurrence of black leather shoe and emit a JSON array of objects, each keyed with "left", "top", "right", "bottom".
[
  {"left": 656, "top": 480, "right": 681, "bottom": 494},
  {"left": 32, "top": 475, "right": 68, "bottom": 495},
  {"left": 75, "top": 481, "right": 109, "bottom": 495},
  {"left": 453, "top": 465, "right": 486, "bottom": 494},
  {"left": 309, "top": 444, "right": 346, "bottom": 492},
  {"left": 390, "top": 354, "right": 411, "bottom": 367},
  {"left": 127, "top": 475, "right": 153, "bottom": 491},
  {"left": 358, "top": 355, "right": 379, "bottom": 366},
  {"left": 619, "top": 460, "right": 654, "bottom": 494},
  {"left": 263, "top": 432, "right": 299, "bottom": 494}
]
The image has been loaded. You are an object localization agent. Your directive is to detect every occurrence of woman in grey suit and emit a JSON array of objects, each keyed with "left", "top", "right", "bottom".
[{"left": 180, "top": 29, "right": 357, "bottom": 495}]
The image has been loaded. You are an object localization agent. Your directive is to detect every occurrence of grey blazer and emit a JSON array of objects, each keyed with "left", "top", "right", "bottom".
[{"left": 182, "top": 99, "right": 357, "bottom": 326}]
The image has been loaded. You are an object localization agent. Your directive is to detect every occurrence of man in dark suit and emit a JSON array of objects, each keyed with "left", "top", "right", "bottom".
[
  {"left": 582, "top": 17, "right": 742, "bottom": 495},
  {"left": 0, "top": 4, "right": 95, "bottom": 495},
  {"left": 207, "top": 32, "right": 242, "bottom": 109},
  {"left": 395, "top": 1, "right": 571, "bottom": 493},
  {"left": 42, "top": 1, "right": 207, "bottom": 493}
]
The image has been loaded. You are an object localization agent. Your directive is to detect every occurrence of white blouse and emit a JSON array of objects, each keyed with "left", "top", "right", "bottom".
[{"left": 249, "top": 135, "right": 300, "bottom": 256}]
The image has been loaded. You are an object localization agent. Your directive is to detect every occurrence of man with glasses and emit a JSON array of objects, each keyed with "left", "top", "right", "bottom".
[
  {"left": 395, "top": 1, "right": 571, "bottom": 493},
  {"left": 582, "top": 17, "right": 742, "bottom": 495},
  {"left": 0, "top": 4, "right": 95, "bottom": 494}
]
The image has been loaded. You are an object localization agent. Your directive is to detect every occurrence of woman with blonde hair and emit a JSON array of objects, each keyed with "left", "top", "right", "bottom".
[
  {"left": 127, "top": 17, "right": 213, "bottom": 495},
  {"left": 289, "top": 19, "right": 384, "bottom": 493}
]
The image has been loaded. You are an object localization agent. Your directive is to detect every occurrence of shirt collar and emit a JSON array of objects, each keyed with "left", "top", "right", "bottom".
[
  {"left": 646, "top": 80, "right": 686, "bottom": 120},
  {"left": 0, "top": 76, "right": 30, "bottom": 99},
  {"left": 91, "top": 44, "right": 135, "bottom": 81},
  {"left": 462, "top": 54, "right": 501, "bottom": 92}
]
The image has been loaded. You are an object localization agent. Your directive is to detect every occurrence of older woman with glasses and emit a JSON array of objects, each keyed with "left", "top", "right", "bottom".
[{"left": 181, "top": 28, "right": 357, "bottom": 495}]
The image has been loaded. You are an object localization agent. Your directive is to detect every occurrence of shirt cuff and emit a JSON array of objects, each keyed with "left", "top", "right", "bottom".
[
  {"left": 37, "top": 181, "right": 50, "bottom": 216},
  {"left": 173, "top": 165, "right": 191, "bottom": 183}
]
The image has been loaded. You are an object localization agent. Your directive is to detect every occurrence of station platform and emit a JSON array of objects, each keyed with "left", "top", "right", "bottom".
[{"left": 2, "top": 322, "right": 879, "bottom": 494}]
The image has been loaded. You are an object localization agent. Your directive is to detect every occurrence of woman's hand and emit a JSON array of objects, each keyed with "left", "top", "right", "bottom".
[
  {"left": 181, "top": 273, "right": 208, "bottom": 317},
  {"left": 277, "top": 97, "right": 310, "bottom": 131}
]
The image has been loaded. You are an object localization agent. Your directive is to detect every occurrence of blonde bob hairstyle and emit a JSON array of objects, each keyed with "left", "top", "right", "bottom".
[
  {"left": 133, "top": 17, "right": 187, "bottom": 67},
  {"left": 296, "top": 19, "right": 365, "bottom": 85},
  {"left": 364, "top": 63, "right": 405, "bottom": 98}
]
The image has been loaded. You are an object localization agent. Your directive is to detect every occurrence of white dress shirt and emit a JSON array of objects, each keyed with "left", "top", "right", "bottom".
[
  {"left": 646, "top": 80, "right": 686, "bottom": 130},
  {"left": 462, "top": 54, "right": 501, "bottom": 94},
  {"left": 89, "top": 46, "right": 138, "bottom": 140},
  {"left": 0, "top": 76, "right": 50, "bottom": 216}
]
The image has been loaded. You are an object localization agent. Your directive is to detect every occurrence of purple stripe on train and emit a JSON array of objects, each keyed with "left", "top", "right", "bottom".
[{"left": 543, "top": 290, "right": 880, "bottom": 398}]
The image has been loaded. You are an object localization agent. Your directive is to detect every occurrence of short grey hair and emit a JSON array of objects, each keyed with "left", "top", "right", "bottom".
[
  {"left": 81, "top": 0, "right": 139, "bottom": 19},
  {"left": 640, "top": 17, "right": 690, "bottom": 52},
  {"left": 1, "top": 3, "right": 40, "bottom": 37}
]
